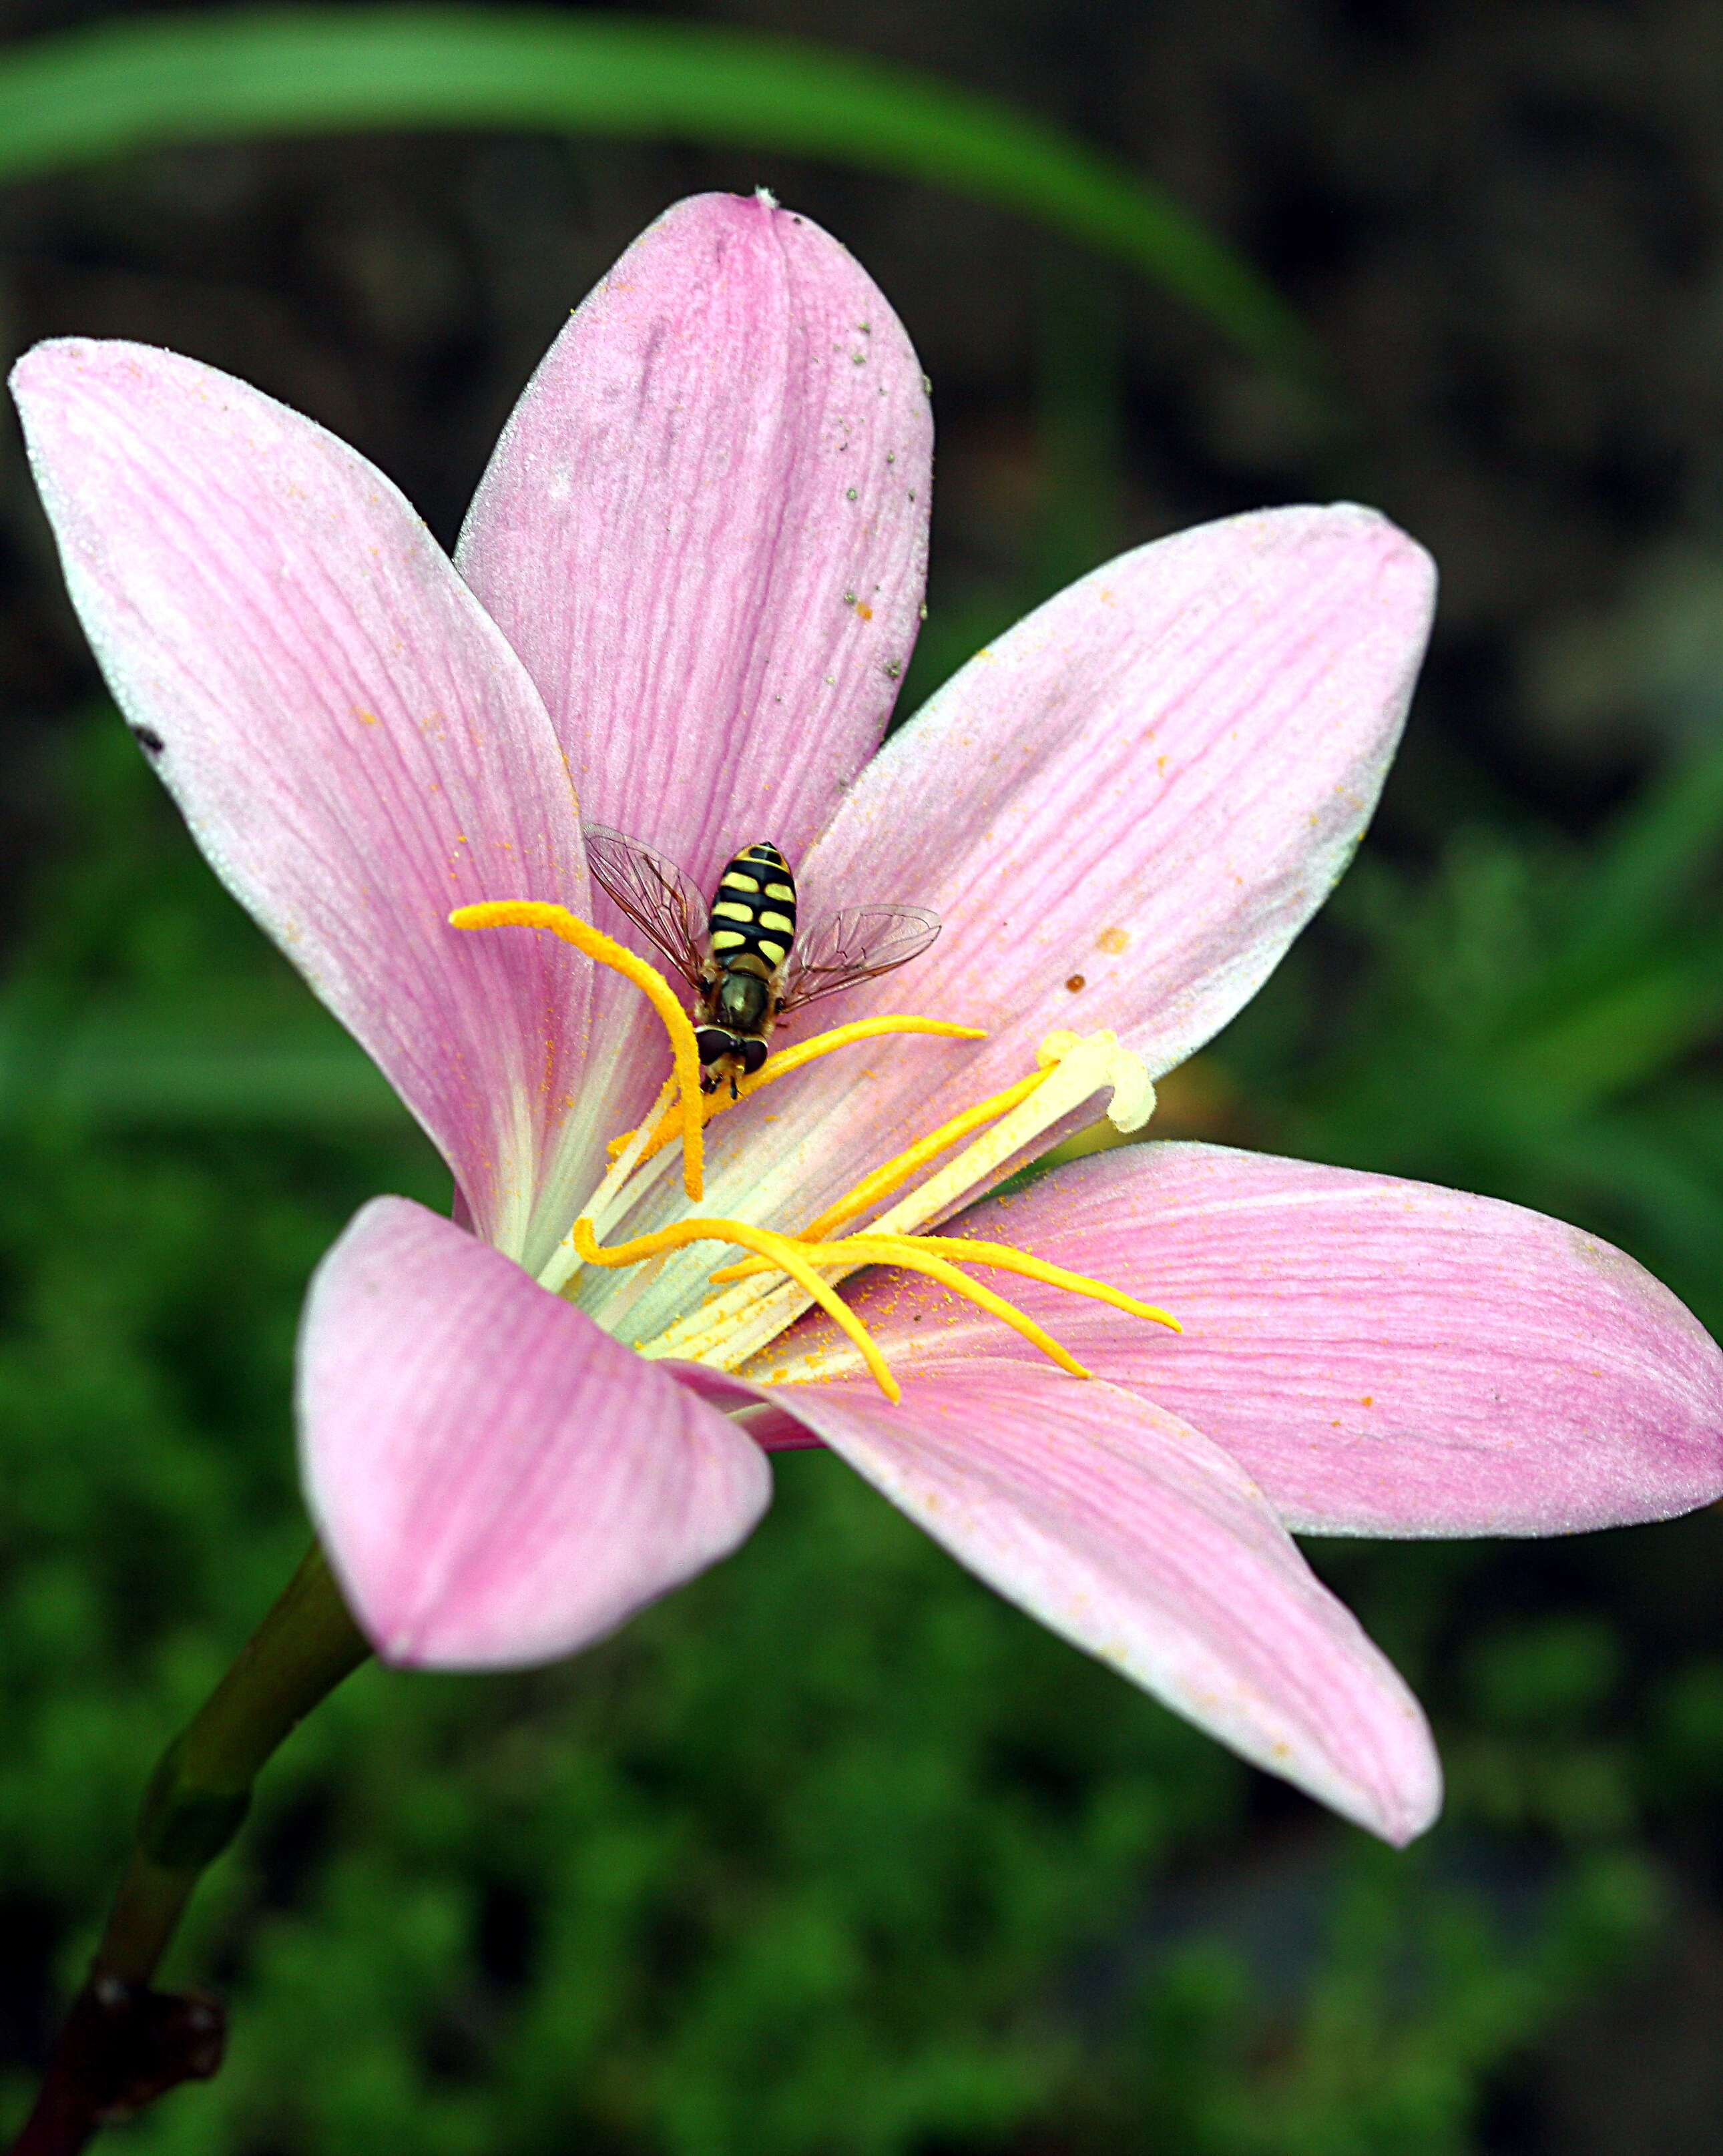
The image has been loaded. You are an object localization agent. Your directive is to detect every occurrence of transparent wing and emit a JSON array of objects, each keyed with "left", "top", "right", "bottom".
[
  {"left": 778, "top": 905, "right": 941, "bottom": 1015},
  {"left": 582, "top": 824, "right": 708, "bottom": 993}
]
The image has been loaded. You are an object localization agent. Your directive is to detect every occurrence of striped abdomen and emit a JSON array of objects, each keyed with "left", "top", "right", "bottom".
[{"left": 707, "top": 842, "right": 797, "bottom": 973}]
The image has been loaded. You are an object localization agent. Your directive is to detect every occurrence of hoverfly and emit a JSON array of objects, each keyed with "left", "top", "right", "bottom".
[{"left": 583, "top": 825, "right": 941, "bottom": 1097}]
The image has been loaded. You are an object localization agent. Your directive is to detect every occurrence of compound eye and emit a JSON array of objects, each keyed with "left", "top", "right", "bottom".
[
  {"left": 740, "top": 1037, "right": 770, "bottom": 1076},
  {"left": 694, "top": 1027, "right": 734, "bottom": 1065}
]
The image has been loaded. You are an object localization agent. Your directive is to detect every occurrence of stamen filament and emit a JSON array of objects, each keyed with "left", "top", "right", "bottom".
[
  {"left": 860, "top": 1031, "right": 1155, "bottom": 1244},
  {"left": 636, "top": 1031, "right": 1160, "bottom": 1378},
  {"left": 537, "top": 1076, "right": 677, "bottom": 1296},
  {"left": 724, "top": 1235, "right": 1091, "bottom": 1378},
  {"left": 795, "top": 1069, "right": 1052, "bottom": 1244},
  {"left": 714, "top": 1230, "right": 1180, "bottom": 1334},
  {"left": 572, "top": 1215, "right": 901, "bottom": 1404},
  {"left": 450, "top": 901, "right": 705, "bottom": 1199},
  {"left": 607, "top": 1016, "right": 988, "bottom": 1166}
]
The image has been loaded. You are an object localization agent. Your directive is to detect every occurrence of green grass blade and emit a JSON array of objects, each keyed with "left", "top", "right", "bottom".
[{"left": 0, "top": 5, "right": 1321, "bottom": 387}]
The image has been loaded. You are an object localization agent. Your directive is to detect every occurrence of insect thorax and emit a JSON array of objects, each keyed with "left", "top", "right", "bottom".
[{"left": 711, "top": 968, "right": 772, "bottom": 1032}]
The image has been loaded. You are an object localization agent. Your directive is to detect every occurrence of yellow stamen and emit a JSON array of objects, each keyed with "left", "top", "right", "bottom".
[
  {"left": 535, "top": 1075, "right": 678, "bottom": 1297},
  {"left": 796, "top": 1069, "right": 1053, "bottom": 1243},
  {"left": 571, "top": 1215, "right": 901, "bottom": 1404},
  {"left": 451, "top": 901, "right": 705, "bottom": 1199},
  {"left": 726, "top": 1234, "right": 1091, "bottom": 1378},
  {"left": 636, "top": 1030, "right": 1162, "bottom": 1379},
  {"left": 714, "top": 1230, "right": 1180, "bottom": 1336},
  {"left": 860, "top": 1031, "right": 1154, "bottom": 1243},
  {"left": 605, "top": 1015, "right": 987, "bottom": 1165}
]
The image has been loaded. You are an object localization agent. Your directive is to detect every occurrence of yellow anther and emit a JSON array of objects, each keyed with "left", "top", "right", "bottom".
[
  {"left": 571, "top": 1215, "right": 901, "bottom": 1404},
  {"left": 716, "top": 1233, "right": 1091, "bottom": 1378},
  {"left": 451, "top": 900, "right": 704, "bottom": 1199},
  {"left": 713, "top": 1220, "right": 1178, "bottom": 1381},
  {"left": 635, "top": 1031, "right": 1164, "bottom": 1379},
  {"left": 716, "top": 1230, "right": 1178, "bottom": 1335},
  {"left": 908, "top": 1236, "right": 1179, "bottom": 1332},
  {"left": 605, "top": 1015, "right": 987, "bottom": 1165},
  {"left": 796, "top": 1068, "right": 1053, "bottom": 1243}
]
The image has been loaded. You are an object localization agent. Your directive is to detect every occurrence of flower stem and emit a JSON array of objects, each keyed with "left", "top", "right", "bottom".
[{"left": 7, "top": 1541, "right": 371, "bottom": 2156}]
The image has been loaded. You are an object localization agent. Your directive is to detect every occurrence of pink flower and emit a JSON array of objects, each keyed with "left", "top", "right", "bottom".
[{"left": 14, "top": 194, "right": 1722, "bottom": 1848}]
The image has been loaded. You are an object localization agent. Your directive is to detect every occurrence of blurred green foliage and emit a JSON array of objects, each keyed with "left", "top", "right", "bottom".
[
  {"left": 3, "top": 13, "right": 1723, "bottom": 2147},
  {"left": 1226, "top": 726, "right": 1723, "bottom": 1340},
  {"left": 0, "top": 7, "right": 1319, "bottom": 390},
  {"left": 5, "top": 697, "right": 1723, "bottom": 2152}
]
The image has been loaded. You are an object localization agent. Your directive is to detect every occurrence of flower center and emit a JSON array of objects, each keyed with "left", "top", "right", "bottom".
[{"left": 453, "top": 901, "right": 1177, "bottom": 1402}]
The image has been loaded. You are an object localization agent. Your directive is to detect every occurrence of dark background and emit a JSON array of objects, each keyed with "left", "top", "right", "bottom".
[
  {"left": 6, "top": 1, "right": 1723, "bottom": 837},
  {"left": 3, "top": 3, "right": 1723, "bottom": 2151}
]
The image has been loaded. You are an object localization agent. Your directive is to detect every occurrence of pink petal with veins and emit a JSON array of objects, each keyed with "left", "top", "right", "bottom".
[
  {"left": 595, "top": 506, "right": 1433, "bottom": 1331},
  {"left": 676, "top": 1356, "right": 1441, "bottom": 1842},
  {"left": 764, "top": 1143, "right": 1723, "bottom": 1537},
  {"left": 800, "top": 505, "right": 1431, "bottom": 1059},
  {"left": 461, "top": 191, "right": 930, "bottom": 878},
  {"left": 301, "top": 1199, "right": 771, "bottom": 1669},
  {"left": 11, "top": 340, "right": 589, "bottom": 1264},
  {"left": 459, "top": 192, "right": 933, "bottom": 1149}
]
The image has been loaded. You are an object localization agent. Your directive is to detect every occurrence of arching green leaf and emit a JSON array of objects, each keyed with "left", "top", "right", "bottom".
[{"left": 0, "top": 6, "right": 1322, "bottom": 387}]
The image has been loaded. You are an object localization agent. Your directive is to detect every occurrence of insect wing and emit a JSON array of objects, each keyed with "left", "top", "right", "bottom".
[
  {"left": 778, "top": 904, "right": 941, "bottom": 1014},
  {"left": 581, "top": 824, "right": 708, "bottom": 992}
]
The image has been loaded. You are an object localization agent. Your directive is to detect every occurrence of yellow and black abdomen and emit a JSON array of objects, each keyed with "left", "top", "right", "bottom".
[{"left": 706, "top": 842, "right": 798, "bottom": 974}]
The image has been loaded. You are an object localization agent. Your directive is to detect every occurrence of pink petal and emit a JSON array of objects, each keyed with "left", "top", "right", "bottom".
[
  {"left": 678, "top": 1358, "right": 1440, "bottom": 1842},
  {"left": 300, "top": 1198, "right": 771, "bottom": 1668},
  {"left": 615, "top": 505, "right": 1435, "bottom": 1283},
  {"left": 768, "top": 1143, "right": 1723, "bottom": 1537},
  {"left": 458, "top": 191, "right": 933, "bottom": 1145},
  {"left": 11, "top": 340, "right": 591, "bottom": 1264},
  {"left": 460, "top": 191, "right": 930, "bottom": 877},
  {"left": 802, "top": 504, "right": 1432, "bottom": 1074}
]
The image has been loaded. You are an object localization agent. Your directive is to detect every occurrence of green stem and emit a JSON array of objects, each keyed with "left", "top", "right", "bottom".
[{"left": 8, "top": 1543, "right": 371, "bottom": 2155}]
